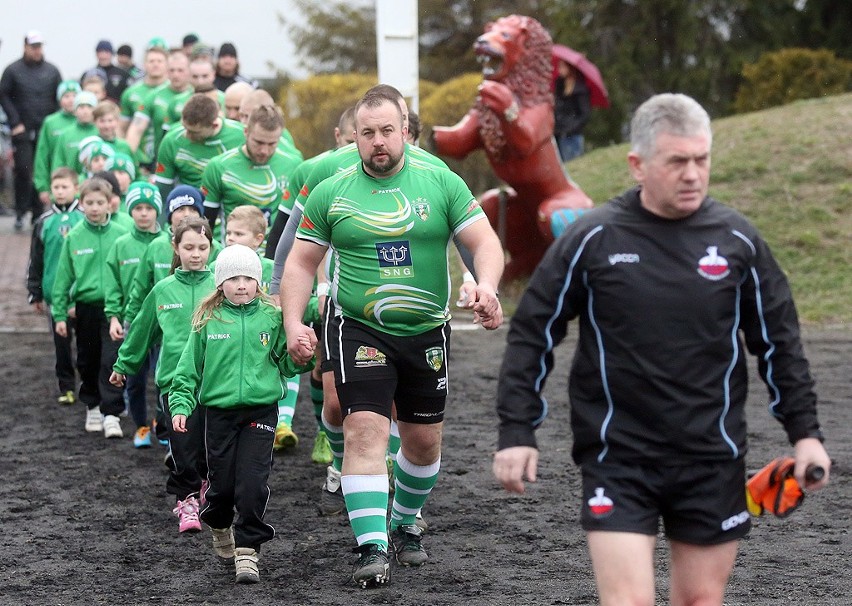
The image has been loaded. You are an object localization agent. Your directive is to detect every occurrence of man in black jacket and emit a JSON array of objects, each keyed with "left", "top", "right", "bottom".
[
  {"left": 80, "top": 40, "right": 130, "bottom": 103},
  {"left": 493, "top": 93, "right": 831, "bottom": 605},
  {"left": 0, "top": 31, "right": 62, "bottom": 230}
]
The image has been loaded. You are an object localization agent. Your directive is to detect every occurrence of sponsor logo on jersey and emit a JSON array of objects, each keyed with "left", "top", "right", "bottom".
[
  {"left": 425, "top": 347, "right": 444, "bottom": 371},
  {"left": 412, "top": 197, "right": 430, "bottom": 221},
  {"left": 120, "top": 257, "right": 141, "bottom": 266},
  {"left": 376, "top": 240, "right": 413, "bottom": 279},
  {"left": 721, "top": 510, "right": 750, "bottom": 531},
  {"left": 299, "top": 215, "right": 316, "bottom": 230},
  {"left": 372, "top": 187, "right": 402, "bottom": 195},
  {"left": 200, "top": 185, "right": 209, "bottom": 197},
  {"left": 697, "top": 246, "right": 730, "bottom": 280},
  {"left": 207, "top": 333, "right": 231, "bottom": 340},
  {"left": 157, "top": 303, "right": 183, "bottom": 311},
  {"left": 587, "top": 487, "right": 614, "bottom": 518},
  {"left": 299, "top": 184, "right": 309, "bottom": 198},
  {"left": 354, "top": 345, "right": 387, "bottom": 368},
  {"left": 466, "top": 198, "right": 480, "bottom": 214},
  {"left": 608, "top": 253, "right": 640, "bottom": 265},
  {"left": 259, "top": 331, "right": 270, "bottom": 347},
  {"left": 155, "top": 163, "right": 166, "bottom": 174},
  {"left": 73, "top": 248, "right": 95, "bottom": 256}
]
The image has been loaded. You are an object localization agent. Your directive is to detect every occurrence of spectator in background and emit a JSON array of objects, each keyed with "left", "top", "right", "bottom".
[
  {"left": 116, "top": 45, "right": 144, "bottom": 84},
  {"left": 80, "top": 40, "right": 130, "bottom": 103},
  {"left": 0, "top": 30, "right": 62, "bottom": 231},
  {"left": 553, "top": 60, "right": 591, "bottom": 163},
  {"left": 182, "top": 33, "right": 200, "bottom": 56},
  {"left": 214, "top": 43, "right": 257, "bottom": 92}
]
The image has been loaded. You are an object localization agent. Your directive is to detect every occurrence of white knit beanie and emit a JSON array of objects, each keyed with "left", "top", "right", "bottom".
[{"left": 214, "top": 244, "right": 262, "bottom": 287}]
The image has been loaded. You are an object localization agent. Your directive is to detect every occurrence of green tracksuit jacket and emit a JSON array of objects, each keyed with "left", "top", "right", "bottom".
[
  {"left": 51, "top": 217, "right": 128, "bottom": 321},
  {"left": 103, "top": 226, "right": 167, "bottom": 321},
  {"left": 169, "top": 297, "right": 311, "bottom": 417},
  {"left": 113, "top": 268, "right": 215, "bottom": 392},
  {"left": 51, "top": 121, "right": 98, "bottom": 175},
  {"left": 26, "top": 201, "right": 84, "bottom": 305},
  {"left": 33, "top": 110, "right": 77, "bottom": 195},
  {"left": 124, "top": 232, "right": 223, "bottom": 324}
]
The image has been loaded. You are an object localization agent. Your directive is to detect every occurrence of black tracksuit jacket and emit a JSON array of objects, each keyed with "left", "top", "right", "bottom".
[{"left": 497, "top": 187, "right": 823, "bottom": 465}]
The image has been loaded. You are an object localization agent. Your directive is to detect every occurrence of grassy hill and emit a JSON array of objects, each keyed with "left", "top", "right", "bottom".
[{"left": 564, "top": 92, "right": 852, "bottom": 327}]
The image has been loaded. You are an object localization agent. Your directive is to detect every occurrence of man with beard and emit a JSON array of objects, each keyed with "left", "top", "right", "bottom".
[
  {"left": 0, "top": 30, "right": 62, "bottom": 230},
  {"left": 282, "top": 90, "right": 504, "bottom": 588}
]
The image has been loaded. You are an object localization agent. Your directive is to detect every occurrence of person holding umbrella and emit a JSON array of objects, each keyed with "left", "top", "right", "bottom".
[{"left": 551, "top": 44, "right": 610, "bottom": 163}]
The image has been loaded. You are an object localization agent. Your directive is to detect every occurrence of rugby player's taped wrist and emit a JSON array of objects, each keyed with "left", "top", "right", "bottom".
[
  {"left": 462, "top": 271, "right": 475, "bottom": 283},
  {"left": 316, "top": 282, "right": 330, "bottom": 297}
]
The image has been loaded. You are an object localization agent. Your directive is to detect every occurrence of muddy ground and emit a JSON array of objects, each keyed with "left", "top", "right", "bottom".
[{"left": 0, "top": 314, "right": 849, "bottom": 605}]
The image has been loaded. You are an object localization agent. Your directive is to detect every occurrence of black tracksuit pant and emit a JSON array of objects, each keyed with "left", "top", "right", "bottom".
[
  {"left": 74, "top": 301, "right": 124, "bottom": 415},
  {"left": 200, "top": 404, "right": 277, "bottom": 551},
  {"left": 161, "top": 392, "right": 206, "bottom": 500}
]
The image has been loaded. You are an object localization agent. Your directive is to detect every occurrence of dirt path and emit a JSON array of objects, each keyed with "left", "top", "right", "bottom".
[{"left": 0, "top": 216, "right": 848, "bottom": 605}]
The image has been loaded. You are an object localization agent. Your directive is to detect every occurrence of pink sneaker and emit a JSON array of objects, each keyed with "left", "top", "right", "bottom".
[{"left": 173, "top": 496, "right": 201, "bottom": 533}]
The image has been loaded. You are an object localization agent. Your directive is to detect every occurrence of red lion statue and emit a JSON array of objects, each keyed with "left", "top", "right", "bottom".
[{"left": 432, "top": 15, "right": 593, "bottom": 281}]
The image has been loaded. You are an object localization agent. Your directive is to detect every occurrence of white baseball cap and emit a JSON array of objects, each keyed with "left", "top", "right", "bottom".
[{"left": 25, "top": 30, "right": 45, "bottom": 46}]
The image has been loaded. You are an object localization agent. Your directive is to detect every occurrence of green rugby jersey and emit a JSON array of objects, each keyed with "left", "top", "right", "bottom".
[
  {"left": 201, "top": 146, "right": 301, "bottom": 241},
  {"left": 154, "top": 119, "right": 245, "bottom": 197},
  {"left": 141, "top": 85, "right": 190, "bottom": 156},
  {"left": 297, "top": 156, "right": 485, "bottom": 337},
  {"left": 121, "top": 80, "right": 168, "bottom": 165}
]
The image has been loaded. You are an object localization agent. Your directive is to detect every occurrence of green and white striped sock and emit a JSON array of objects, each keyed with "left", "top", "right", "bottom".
[
  {"left": 390, "top": 451, "right": 440, "bottom": 531},
  {"left": 342, "top": 474, "right": 389, "bottom": 550},
  {"left": 321, "top": 412, "right": 344, "bottom": 472},
  {"left": 277, "top": 377, "right": 300, "bottom": 427}
]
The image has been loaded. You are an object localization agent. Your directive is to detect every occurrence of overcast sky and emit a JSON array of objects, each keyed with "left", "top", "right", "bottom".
[{"left": 0, "top": 0, "right": 306, "bottom": 81}]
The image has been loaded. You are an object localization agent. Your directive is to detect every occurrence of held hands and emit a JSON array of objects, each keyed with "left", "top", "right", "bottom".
[
  {"left": 458, "top": 282, "right": 503, "bottom": 330},
  {"left": 172, "top": 414, "right": 188, "bottom": 433},
  {"left": 109, "top": 371, "right": 126, "bottom": 387},
  {"left": 109, "top": 317, "right": 125, "bottom": 341},
  {"left": 286, "top": 323, "right": 318, "bottom": 366},
  {"left": 493, "top": 446, "right": 539, "bottom": 494}
]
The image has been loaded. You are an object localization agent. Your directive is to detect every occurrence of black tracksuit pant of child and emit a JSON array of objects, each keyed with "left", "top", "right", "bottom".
[
  {"left": 75, "top": 302, "right": 125, "bottom": 414},
  {"left": 201, "top": 404, "right": 277, "bottom": 551},
  {"left": 161, "top": 392, "right": 207, "bottom": 500}
]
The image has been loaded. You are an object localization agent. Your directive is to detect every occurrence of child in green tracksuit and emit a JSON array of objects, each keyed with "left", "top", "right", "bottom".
[
  {"left": 104, "top": 182, "right": 166, "bottom": 448},
  {"left": 110, "top": 216, "right": 215, "bottom": 534},
  {"left": 170, "top": 244, "right": 313, "bottom": 585},
  {"left": 33, "top": 81, "right": 81, "bottom": 206},
  {"left": 52, "top": 177, "right": 128, "bottom": 437},
  {"left": 27, "top": 167, "right": 84, "bottom": 404},
  {"left": 51, "top": 91, "right": 99, "bottom": 177}
]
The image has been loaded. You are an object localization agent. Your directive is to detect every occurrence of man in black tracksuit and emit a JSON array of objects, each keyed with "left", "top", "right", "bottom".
[
  {"left": 0, "top": 31, "right": 62, "bottom": 230},
  {"left": 493, "top": 93, "right": 831, "bottom": 605}
]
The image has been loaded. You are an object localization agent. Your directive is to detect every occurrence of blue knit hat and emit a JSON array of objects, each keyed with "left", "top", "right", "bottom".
[
  {"left": 125, "top": 181, "right": 163, "bottom": 216},
  {"left": 166, "top": 185, "right": 205, "bottom": 220}
]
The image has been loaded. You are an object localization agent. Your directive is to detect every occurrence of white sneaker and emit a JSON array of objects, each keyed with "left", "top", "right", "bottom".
[
  {"left": 85, "top": 408, "right": 104, "bottom": 432},
  {"left": 211, "top": 526, "right": 235, "bottom": 560},
  {"left": 103, "top": 415, "right": 123, "bottom": 438},
  {"left": 234, "top": 547, "right": 259, "bottom": 583}
]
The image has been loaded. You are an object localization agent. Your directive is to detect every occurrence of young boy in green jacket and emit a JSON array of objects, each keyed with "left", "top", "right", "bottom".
[
  {"left": 27, "top": 167, "right": 84, "bottom": 404},
  {"left": 104, "top": 182, "right": 166, "bottom": 448},
  {"left": 52, "top": 177, "right": 128, "bottom": 438},
  {"left": 34, "top": 82, "right": 81, "bottom": 206}
]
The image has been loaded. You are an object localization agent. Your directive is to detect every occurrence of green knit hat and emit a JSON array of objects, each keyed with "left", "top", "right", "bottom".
[
  {"left": 125, "top": 181, "right": 163, "bottom": 216},
  {"left": 56, "top": 80, "right": 82, "bottom": 102},
  {"left": 105, "top": 152, "right": 136, "bottom": 181}
]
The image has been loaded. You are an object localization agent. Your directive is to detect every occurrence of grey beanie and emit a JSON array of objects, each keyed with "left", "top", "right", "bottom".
[{"left": 214, "top": 244, "right": 262, "bottom": 288}]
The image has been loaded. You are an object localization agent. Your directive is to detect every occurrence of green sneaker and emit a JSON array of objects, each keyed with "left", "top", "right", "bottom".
[{"left": 311, "top": 430, "right": 333, "bottom": 464}]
